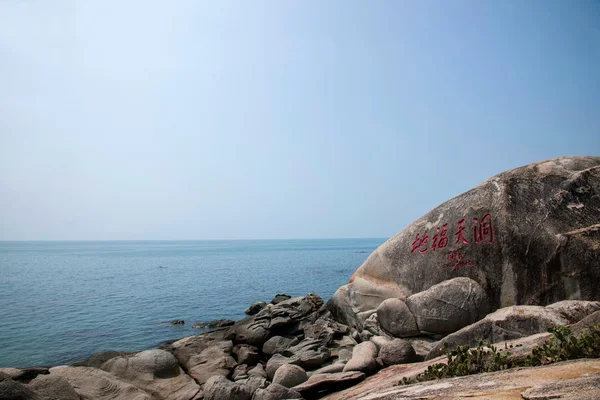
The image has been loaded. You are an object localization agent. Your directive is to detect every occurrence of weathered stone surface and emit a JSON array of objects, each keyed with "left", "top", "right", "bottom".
[
  {"left": 235, "top": 376, "right": 267, "bottom": 394},
  {"left": 363, "top": 313, "right": 387, "bottom": 336},
  {"left": 0, "top": 378, "right": 44, "bottom": 400},
  {"left": 327, "top": 156, "right": 600, "bottom": 329},
  {"left": 427, "top": 304, "right": 569, "bottom": 359},
  {"left": 292, "top": 371, "right": 366, "bottom": 398},
  {"left": 49, "top": 366, "right": 153, "bottom": 400},
  {"left": 546, "top": 300, "right": 600, "bottom": 323},
  {"left": 285, "top": 338, "right": 331, "bottom": 370},
  {"left": 101, "top": 349, "right": 201, "bottom": 400},
  {"left": 261, "top": 335, "right": 299, "bottom": 356},
  {"left": 252, "top": 383, "right": 302, "bottom": 400},
  {"left": 521, "top": 375, "right": 600, "bottom": 400},
  {"left": 245, "top": 302, "right": 267, "bottom": 316},
  {"left": 166, "top": 330, "right": 228, "bottom": 371},
  {"left": 265, "top": 354, "right": 299, "bottom": 381},
  {"left": 570, "top": 310, "right": 600, "bottom": 336},
  {"left": 343, "top": 341, "right": 379, "bottom": 375},
  {"left": 406, "top": 277, "right": 488, "bottom": 335},
  {"left": 272, "top": 364, "right": 308, "bottom": 388},
  {"left": 377, "top": 339, "right": 417, "bottom": 366},
  {"left": 231, "top": 364, "right": 248, "bottom": 381},
  {"left": 311, "top": 362, "right": 347, "bottom": 374},
  {"left": 28, "top": 374, "right": 80, "bottom": 400},
  {"left": 203, "top": 376, "right": 252, "bottom": 400},
  {"left": 376, "top": 298, "right": 419, "bottom": 337},
  {"left": 0, "top": 367, "right": 49, "bottom": 383},
  {"left": 304, "top": 318, "right": 349, "bottom": 345},
  {"left": 232, "top": 344, "right": 260, "bottom": 366},
  {"left": 408, "top": 338, "right": 436, "bottom": 362}
]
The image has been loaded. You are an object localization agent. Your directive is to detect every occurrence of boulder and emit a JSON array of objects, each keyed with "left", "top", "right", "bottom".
[
  {"left": 376, "top": 298, "right": 419, "bottom": 337},
  {"left": 291, "top": 371, "right": 365, "bottom": 398},
  {"left": 377, "top": 339, "right": 417, "bottom": 366},
  {"left": 49, "top": 366, "right": 153, "bottom": 400},
  {"left": 252, "top": 383, "right": 302, "bottom": 400},
  {"left": 405, "top": 277, "right": 488, "bottom": 335},
  {"left": 265, "top": 354, "right": 299, "bottom": 381},
  {"left": 570, "top": 310, "right": 600, "bottom": 336},
  {"left": 235, "top": 376, "right": 267, "bottom": 393},
  {"left": 285, "top": 338, "right": 331, "bottom": 370},
  {"left": 0, "top": 367, "right": 49, "bottom": 383},
  {"left": 342, "top": 341, "right": 379, "bottom": 374},
  {"left": 272, "top": 364, "right": 308, "bottom": 388},
  {"left": 0, "top": 378, "right": 43, "bottom": 400},
  {"left": 247, "top": 363, "right": 267, "bottom": 379},
  {"left": 72, "top": 351, "right": 135, "bottom": 368},
  {"left": 270, "top": 294, "right": 291, "bottom": 304},
  {"left": 231, "top": 364, "right": 248, "bottom": 381},
  {"left": 427, "top": 304, "right": 569, "bottom": 359},
  {"left": 244, "top": 302, "right": 267, "bottom": 316},
  {"left": 232, "top": 344, "right": 260, "bottom": 365},
  {"left": 262, "top": 336, "right": 299, "bottom": 356},
  {"left": 185, "top": 341, "right": 237, "bottom": 385},
  {"left": 28, "top": 374, "right": 80, "bottom": 400},
  {"left": 304, "top": 318, "right": 349, "bottom": 345},
  {"left": 546, "top": 300, "right": 600, "bottom": 324},
  {"left": 327, "top": 156, "right": 600, "bottom": 329},
  {"left": 100, "top": 349, "right": 200, "bottom": 400},
  {"left": 203, "top": 376, "right": 252, "bottom": 400},
  {"left": 311, "top": 362, "right": 346, "bottom": 374}
]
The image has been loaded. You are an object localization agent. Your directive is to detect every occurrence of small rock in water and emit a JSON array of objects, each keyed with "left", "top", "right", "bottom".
[
  {"left": 170, "top": 320, "right": 185, "bottom": 326},
  {"left": 193, "top": 319, "right": 235, "bottom": 329}
]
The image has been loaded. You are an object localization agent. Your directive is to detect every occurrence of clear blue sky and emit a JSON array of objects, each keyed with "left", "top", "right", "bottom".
[{"left": 1, "top": 1, "right": 599, "bottom": 240}]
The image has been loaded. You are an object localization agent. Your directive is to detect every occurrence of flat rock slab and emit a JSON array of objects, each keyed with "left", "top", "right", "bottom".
[
  {"left": 292, "top": 371, "right": 365, "bottom": 397},
  {"left": 323, "top": 359, "right": 600, "bottom": 400}
]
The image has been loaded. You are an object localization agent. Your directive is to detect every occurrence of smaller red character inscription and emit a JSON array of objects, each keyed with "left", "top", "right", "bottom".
[
  {"left": 473, "top": 213, "right": 494, "bottom": 244},
  {"left": 432, "top": 224, "right": 449, "bottom": 251},
  {"left": 454, "top": 219, "right": 469, "bottom": 244},
  {"left": 411, "top": 232, "right": 429, "bottom": 253},
  {"left": 445, "top": 250, "right": 476, "bottom": 270}
]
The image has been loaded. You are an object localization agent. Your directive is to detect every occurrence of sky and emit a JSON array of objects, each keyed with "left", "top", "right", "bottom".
[{"left": 0, "top": 1, "right": 599, "bottom": 241}]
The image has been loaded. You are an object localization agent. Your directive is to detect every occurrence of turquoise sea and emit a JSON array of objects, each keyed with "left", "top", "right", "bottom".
[{"left": 0, "top": 239, "right": 384, "bottom": 368}]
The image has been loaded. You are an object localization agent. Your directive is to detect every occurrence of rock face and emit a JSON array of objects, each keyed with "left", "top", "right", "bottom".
[{"left": 327, "top": 156, "right": 600, "bottom": 330}]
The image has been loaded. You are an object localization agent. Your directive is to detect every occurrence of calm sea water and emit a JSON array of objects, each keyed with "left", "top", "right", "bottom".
[{"left": 0, "top": 239, "right": 384, "bottom": 368}]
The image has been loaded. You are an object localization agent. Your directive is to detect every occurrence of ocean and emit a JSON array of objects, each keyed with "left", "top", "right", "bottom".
[{"left": 0, "top": 239, "right": 384, "bottom": 368}]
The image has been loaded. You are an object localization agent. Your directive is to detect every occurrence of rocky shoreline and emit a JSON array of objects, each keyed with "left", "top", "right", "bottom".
[{"left": 1, "top": 291, "right": 600, "bottom": 399}]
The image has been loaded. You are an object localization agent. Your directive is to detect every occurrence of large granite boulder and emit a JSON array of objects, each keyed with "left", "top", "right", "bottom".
[
  {"left": 28, "top": 374, "right": 80, "bottom": 400},
  {"left": 327, "top": 156, "right": 600, "bottom": 330}
]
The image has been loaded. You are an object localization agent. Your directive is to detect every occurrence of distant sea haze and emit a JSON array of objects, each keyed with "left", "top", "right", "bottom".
[{"left": 0, "top": 239, "right": 384, "bottom": 368}]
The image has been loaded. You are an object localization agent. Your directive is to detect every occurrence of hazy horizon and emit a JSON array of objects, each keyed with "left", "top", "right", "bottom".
[{"left": 1, "top": 1, "right": 599, "bottom": 241}]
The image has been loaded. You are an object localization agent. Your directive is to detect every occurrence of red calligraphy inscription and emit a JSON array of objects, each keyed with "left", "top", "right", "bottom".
[
  {"left": 432, "top": 223, "right": 449, "bottom": 251},
  {"left": 454, "top": 219, "right": 469, "bottom": 244},
  {"left": 473, "top": 213, "right": 494, "bottom": 244},
  {"left": 411, "top": 232, "right": 429, "bottom": 253}
]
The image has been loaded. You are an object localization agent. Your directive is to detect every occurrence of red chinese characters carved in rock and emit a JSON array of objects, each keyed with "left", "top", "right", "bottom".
[
  {"left": 411, "top": 232, "right": 429, "bottom": 253},
  {"left": 432, "top": 223, "right": 449, "bottom": 251},
  {"left": 473, "top": 213, "right": 494, "bottom": 244},
  {"left": 454, "top": 219, "right": 469, "bottom": 244}
]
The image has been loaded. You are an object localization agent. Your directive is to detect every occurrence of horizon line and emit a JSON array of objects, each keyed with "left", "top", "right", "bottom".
[{"left": 0, "top": 237, "right": 390, "bottom": 242}]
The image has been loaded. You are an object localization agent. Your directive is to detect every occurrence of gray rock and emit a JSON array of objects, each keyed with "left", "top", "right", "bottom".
[
  {"left": 369, "top": 335, "right": 391, "bottom": 350},
  {"left": 233, "top": 344, "right": 260, "bottom": 366},
  {"left": 427, "top": 304, "right": 569, "bottom": 359},
  {"left": 570, "top": 310, "right": 600, "bottom": 336},
  {"left": 328, "top": 156, "right": 600, "bottom": 329},
  {"left": 100, "top": 349, "right": 201, "bottom": 400},
  {"left": 376, "top": 298, "right": 419, "bottom": 337},
  {"left": 304, "top": 318, "right": 349, "bottom": 345},
  {"left": 272, "top": 364, "right": 308, "bottom": 388},
  {"left": 192, "top": 319, "right": 235, "bottom": 330},
  {"left": 72, "top": 350, "right": 135, "bottom": 368},
  {"left": 522, "top": 375, "right": 600, "bottom": 400},
  {"left": 245, "top": 302, "right": 267, "bottom": 316},
  {"left": 49, "top": 366, "right": 153, "bottom": 400},
  {"left": 342, "top": 341, "right": 379, "bottom": 375},
  {"left": 247, "top": 363, "right": 267, "bottom": 379},
  {"left": 204, "top": 375, "right": 253, "bottom": 400},
  {"left": 270, "top": 294, "right": 291, "bottom": 304},
  {"left": 292, "top": 371, "right": 365, "bottom": 397},
  {"left": 265, "top": 354, "right": 299, "bottom": 381},
  {"left": 408, "top": 338, "right": 437, "bottom": 361},
  {"left": 262, "top": 336, "right": 299, "bottom": 356},
  {"left": 363, "top": 313, "right": 387, "bottom": 336},
  {"left": 311, "top": 362, "right": 346, "bottom": 374},
  {"left": 231, "top": 364, "right": 248, "bottom": 381},
  {"left": 171, "top": 319, "right": 185, "bottom": 326},
  {"left": 378, "top": 339, "right": 417, "bottom": 366},
  {"left": 285, "top": 338, "right": 331, "bottom": 369},
  {"left": 252, "top": 383, "right": 302, "bottom": 400},
  {"left": 0, "top": 368, "right": 49, "bottom": 383},
  {"left": 236, "top": 376, "right": 267, "bottom": 393},
  {"left": 0, "top": 378, "right": 43, "bottom": 400},
  {"left": 185, "top": 341, "right": 238, "bottom": 385},
  {"left": 406, "top": 277, "right": 488, "bottom": 335},
  {"left": 546, "top": 300, "right": 600, "bottom": 324},
  {"left": 226, "top": 319, "right": 271, "bottom": 347},
  {"left": 28, "top": 374, "right": 79, "bottom": 400}
]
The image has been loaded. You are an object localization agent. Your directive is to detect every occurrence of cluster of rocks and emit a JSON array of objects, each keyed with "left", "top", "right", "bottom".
[{"left": 2, "top": 291, "right": 600, "bottom": 400}]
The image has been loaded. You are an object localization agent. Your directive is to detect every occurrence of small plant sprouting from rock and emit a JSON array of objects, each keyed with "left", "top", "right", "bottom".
[
  {"left": 400, "top": 340, "right": 512, "bottom": 385},
  {"left": 526, "top": 324, "right": 600, "bottom": 366},
  {"left": 398, "top": 323, "right": 600, "bottom": 386}
]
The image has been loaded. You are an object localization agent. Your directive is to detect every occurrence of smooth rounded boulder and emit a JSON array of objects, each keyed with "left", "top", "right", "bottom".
[
  {"left": 327, "top": 156, "right": 600, "bottom": 330},
  {"left": 378, "top": 339, "right": 417, "bottom": 366},
  {"left": 376, "top": 298, "right": 419, "bottom": 337},
  {"left": 272, "top": 364, "right": 308, "bottom": 388}
]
